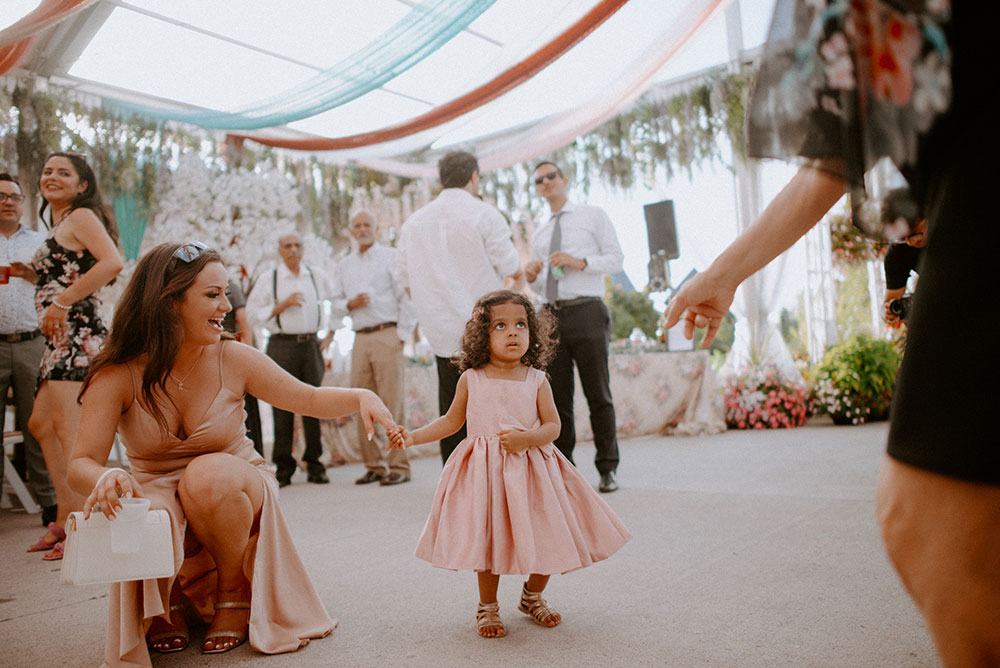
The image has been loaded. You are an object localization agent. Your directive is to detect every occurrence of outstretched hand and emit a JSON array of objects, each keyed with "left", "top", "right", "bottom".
[
  {"left": 386, "top": 425, "right": 413, "bottom": 451},
  {"left": 83, "top": 469, "right": 145, "bottom": 520},
  {"left": 358, "top": 390, "right": 396, "bottom": 441},
  {"left": 662, "top": 271, "right": 737, "bottom": 348}
]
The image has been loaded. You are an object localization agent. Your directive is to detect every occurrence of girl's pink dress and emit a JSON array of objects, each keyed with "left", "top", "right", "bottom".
[{"left": 415, "top": 367, "right": 631, "bottom": 574}]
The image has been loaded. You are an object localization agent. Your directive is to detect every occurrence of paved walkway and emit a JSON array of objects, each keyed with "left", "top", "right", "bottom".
[{"left": 1, "top": 421, "right": 939, "bottom": 667}]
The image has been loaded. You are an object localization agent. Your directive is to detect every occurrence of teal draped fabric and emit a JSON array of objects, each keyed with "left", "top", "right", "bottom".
[
  {"left": 104, "top": 0, "right": 498, "bottom": 130},
  {"left": 113, "top": 194, "right": 148, "bottom": 261}
]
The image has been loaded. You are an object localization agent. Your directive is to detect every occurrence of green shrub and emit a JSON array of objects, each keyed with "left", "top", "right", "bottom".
[{"left": 810, "top": 334, "right": 901, "bottom": 425}]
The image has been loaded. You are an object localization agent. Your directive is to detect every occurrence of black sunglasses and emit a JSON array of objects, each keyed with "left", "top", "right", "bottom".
[
  {"left": 173, "top": 241, "right": 209, "bottom": 263},
  {"left": 534, "top": 171, "right": 560, "bottom": 185}
]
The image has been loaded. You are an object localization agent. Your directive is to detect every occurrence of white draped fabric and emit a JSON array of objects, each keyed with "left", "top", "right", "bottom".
[{"left": 347, "top": 0, "right": 733, "bottom": 177}]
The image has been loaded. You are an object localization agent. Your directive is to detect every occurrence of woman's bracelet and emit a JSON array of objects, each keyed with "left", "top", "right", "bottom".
[
  {"left": 94, "top": 467, "right": 127, "bottom": 490},
  {"left": 51, "top": 299, "right": 72, "bottom": 310}
]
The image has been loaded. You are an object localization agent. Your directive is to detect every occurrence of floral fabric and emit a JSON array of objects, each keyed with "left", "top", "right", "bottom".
[
  {"left": 316, "top": 351, "right": 725, "bottom": 464},
  {"left": 747, "top": 0, "right": 952, "bottom": 240},
  {"left": 31, "top": 234, "right": 107, "bottom": 384}
]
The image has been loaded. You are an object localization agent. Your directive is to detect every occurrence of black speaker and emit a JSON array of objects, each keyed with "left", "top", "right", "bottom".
[{"left": 643, "top": 199, "right": 679, "bottom": 260}]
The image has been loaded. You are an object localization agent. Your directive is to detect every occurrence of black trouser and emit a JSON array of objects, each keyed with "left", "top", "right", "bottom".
[
  {"left": 0, "top": 334, "right": 56, "bottom": 507},
  {"left": 244, "top": 393, "right": 263, "bottom": 456},
  {"left": 435, "top": 355, "right": 466, "bottom": 465},
  {"left": 266, "top": 335, "right": 324, "bottom": 477},
  {"left": 545, "top": 298, "right": 619, "bottom": 475}
]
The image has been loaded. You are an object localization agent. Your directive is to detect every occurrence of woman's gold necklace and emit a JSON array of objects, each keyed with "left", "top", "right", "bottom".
[{"left": 169, "top": 348, "right": 204, "bottom": 390}]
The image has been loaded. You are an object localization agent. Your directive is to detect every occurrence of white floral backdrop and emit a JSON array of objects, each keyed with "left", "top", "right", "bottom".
[{"left": 142, "top": 154, "right": 338, "bottom": 296}]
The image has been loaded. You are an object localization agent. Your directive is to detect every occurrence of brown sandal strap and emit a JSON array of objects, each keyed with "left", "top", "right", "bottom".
[
  {"left": 214, "top": 601, "right": 251, "bottom": 610},
  {"left": 476, "top": 601, "right": 506, "bottom": 637},
  {"left": 518, "top": 583, "right": 561, "bottom": 627}
]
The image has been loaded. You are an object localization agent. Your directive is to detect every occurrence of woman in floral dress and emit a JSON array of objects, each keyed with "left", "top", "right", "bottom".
[
  {"left": 25, "top": 152, "right": 122, "bottom": 561},
  {"left": 665, "top": 2, "right": 999, "bottom": 664}
]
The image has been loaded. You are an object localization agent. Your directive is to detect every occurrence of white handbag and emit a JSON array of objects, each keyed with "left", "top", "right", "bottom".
[{"left": 60, "top": 509, "right": 175, "bottom": 586}]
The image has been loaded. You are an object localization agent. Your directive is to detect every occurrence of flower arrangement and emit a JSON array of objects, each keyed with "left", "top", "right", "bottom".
[
  {"left": 723, "top": 366, "right": 809, "bottom": 430},
  {"left": 828, "top": 211, "right": 887, "bottom": 266},
  {"left": 809, "top": 334, "right": 901, "bottom": 425}
]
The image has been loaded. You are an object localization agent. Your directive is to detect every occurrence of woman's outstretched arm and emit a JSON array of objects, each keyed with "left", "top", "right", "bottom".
[
  {"left": 233, "top": 342, "right": 395, "bottom": 438},
  {"left": 663, "top": 163, "right": 846, "bottom": 346}
]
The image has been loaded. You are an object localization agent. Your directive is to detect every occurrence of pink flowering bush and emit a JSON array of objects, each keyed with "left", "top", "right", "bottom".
[{"left": 723, "top": 367, "right": 809, "bottom": 430}]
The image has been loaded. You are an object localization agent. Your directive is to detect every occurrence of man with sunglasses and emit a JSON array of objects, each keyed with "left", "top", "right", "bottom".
[
  {"left": 247, "top": 232, "right": 335, "bottom": 487},
  {"left": 524, "top": 161, "right": 624, "bottom": 493},
  {"left": 0, "top": 172, "right": 57, "bottom": 522}
]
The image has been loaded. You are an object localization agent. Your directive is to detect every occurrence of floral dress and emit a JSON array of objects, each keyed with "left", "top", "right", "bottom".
[
  {"left": 31, "top": 233, "right": 108, "bottom": 385},
  {"left": 747, "top": 0, "right": 953, "bottom": 240}
]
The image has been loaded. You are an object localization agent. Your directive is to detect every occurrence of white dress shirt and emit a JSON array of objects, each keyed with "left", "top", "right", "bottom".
[
  {"left": 329, "top": 242, "right": 415, "bottom": 342},
  {"left": 396, "top": 188, "right": 520, "bottom": 357},
  {"left": 1, "top": 226, "right": 45, "bottom": 333},
  {"left": 529, "top": 201, "right": 624, "bottom": 302},
  {"left": 247, "top": 262, "right": 333, "bottom": 334}
]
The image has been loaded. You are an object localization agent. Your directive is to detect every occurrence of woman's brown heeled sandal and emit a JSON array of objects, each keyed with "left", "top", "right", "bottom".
[
  {"left": 148, "top": 604, "right": 190, "bottom": 653},
  {"left": 518, "top": 583, "right": 561, "bottom": 627},
  {"left": 202, "top": 601, "right": 250, "bottom": 654},
  {"left": 476, "top": 601, "right": 506, "bottom": 638}
]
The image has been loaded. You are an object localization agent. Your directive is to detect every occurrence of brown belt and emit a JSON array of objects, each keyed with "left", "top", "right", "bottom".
[
  {"left": 269, "top": 332, "right": 317, "bottom": 343},
  {"left": 355, "top": 321, "right": 397, "bottom": 335},
  {"left": 2, "top": 329, "right": 42, "bottom": 343}
]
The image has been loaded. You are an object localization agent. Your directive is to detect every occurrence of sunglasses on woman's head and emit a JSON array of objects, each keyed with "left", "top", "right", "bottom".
[{"left": 173, "top": 241, "right": 209, "bottom": 263}]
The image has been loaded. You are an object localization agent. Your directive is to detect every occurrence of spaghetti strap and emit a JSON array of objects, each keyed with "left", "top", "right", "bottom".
[{"left": 217, "top": 340, "right": 227, "bottom": 388}]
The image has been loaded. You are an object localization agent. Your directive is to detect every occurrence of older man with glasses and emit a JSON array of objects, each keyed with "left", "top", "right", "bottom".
[
  {"left": 524, "top": 161, "right": 625, "bottom": 493},
  {"left": 0, "top": 172, "right": 57, "bottom": 524},
  {"left": 247, "top": 233, "right": 335, "bottom": 487}
]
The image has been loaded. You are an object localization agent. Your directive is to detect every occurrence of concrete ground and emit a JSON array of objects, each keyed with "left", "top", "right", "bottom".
[{"left": 1, "top": 420, "right": 940, "bottom": 667}]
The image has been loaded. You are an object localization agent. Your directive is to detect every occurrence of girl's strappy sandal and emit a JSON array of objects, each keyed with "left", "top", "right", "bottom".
[
  {"left": 476, "top": 601, "right": 506, "bottom": 638},
  {"left": 518, "top": 582, "right": 561, "bottom": 627}
]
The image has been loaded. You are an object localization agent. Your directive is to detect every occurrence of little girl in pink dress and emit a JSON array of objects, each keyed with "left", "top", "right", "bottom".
[{"left": 390, "top": 290, "right": 630, "bottom": 638}]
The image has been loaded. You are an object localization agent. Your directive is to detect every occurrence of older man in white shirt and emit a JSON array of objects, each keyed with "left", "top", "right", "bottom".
[
  {"left": 396, "top": 151, "right": 521, "bottom": 464},
  {"left": 331, "top": 210, "right": 415, "bottom": 486},
  {"left": 247, "top": 232, "right": 335, "bottom": 487},
  {"left": 525, "top": 161, "right": 625, "bottom": 493}
]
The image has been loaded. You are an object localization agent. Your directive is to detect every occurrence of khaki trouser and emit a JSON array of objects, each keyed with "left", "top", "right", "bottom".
[
  {"left": 876, "top": 456, "right": 1000, "bottom": 668},
  {"left": 350, "top": 326, "right": 409, "bottom": 476}
]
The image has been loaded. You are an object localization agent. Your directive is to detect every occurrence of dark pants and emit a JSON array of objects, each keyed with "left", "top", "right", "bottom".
[
  {"left": 0, "top": 335, "right": 56, "bottom": 507},
  {"left": 546, "top": 299, "right": 619, "bottom": 475},
  {"left": 244, "top": 393, "right": 263, "bottom": 456},
  {"left": 435, "top": 355, "right": 466, "bottom": 465},
  {"left": 266, "top": 336, "right": 324, "bottom": 478}
]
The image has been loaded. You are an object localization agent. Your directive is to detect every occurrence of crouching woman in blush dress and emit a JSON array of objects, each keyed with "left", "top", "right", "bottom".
[{"left": 66, "top": 242, "right": 396, "bottom": 666}]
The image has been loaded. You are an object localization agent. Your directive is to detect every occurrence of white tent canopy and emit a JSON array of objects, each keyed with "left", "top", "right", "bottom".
[{"left": 3, "top": 0, "right": 776, "bottom": 167}]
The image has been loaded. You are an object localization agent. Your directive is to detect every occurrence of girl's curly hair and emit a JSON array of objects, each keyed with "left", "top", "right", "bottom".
[{"left": 455, "top": 290, "right": 557, "bottom": 372}]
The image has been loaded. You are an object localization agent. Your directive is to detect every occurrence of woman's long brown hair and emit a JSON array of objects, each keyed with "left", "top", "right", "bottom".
[{"left": 80, "top": 243, "right": 225, "bottom": 431}]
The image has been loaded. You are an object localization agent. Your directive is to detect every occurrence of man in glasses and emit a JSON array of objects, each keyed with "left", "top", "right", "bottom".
[
  {"left": 524, "top": 161, "right": 624, "bottom": 493},
  {"left": 396, "top": 151, "right": 521, "bottom": 465},
  {"left": 0, "top": 172, "right": 57, "bottom": 522},
  {"left": 247, "top": 232, "right": 335, "bottom": 487}
]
